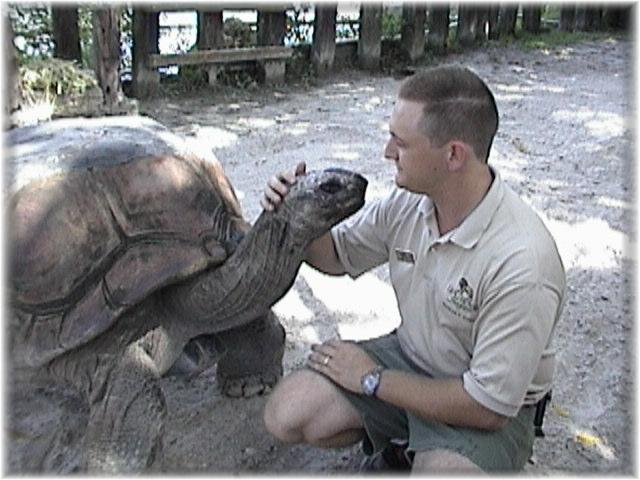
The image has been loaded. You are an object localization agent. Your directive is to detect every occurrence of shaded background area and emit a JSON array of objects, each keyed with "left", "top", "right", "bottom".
[{"left": 7, "top": 37, "right": 633, "bottom": 473}]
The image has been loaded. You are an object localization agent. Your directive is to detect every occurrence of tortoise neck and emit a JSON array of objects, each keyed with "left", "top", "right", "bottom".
[
  {"left": 169, "top": 210, "right": 306, "bottom": 331},
  {"left": 225, "top": 210, "right": 305, "bottom": 281}
]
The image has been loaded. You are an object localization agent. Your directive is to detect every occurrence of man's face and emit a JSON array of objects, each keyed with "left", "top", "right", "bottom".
[{"left": 384, "top": 98, "right": 449, "bottom": 195}]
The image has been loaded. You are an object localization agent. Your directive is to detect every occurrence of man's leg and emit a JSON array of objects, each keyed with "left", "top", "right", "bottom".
[
  {"left": 264, "top": 368, "right": 365, "bottom": 447},
  {"left": 411, "top": 449, "right": 485, "bottom": 474}
]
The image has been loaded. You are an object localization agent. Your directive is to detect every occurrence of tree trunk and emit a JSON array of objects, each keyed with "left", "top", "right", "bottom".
[
  {"left": 426, "top": 5, "right": 449, "bottom": 54},
  {"left": 401, "top": 4, "right": 426, "bottom": 62},
  {"left": 497, "top": 5, "right": 518, "bottom": 37},
  {"left": 311, "top": 4, "right": 337, "bottom": 76},
  {"left": 257, "top": 9, "right": 287, "bottom": 46},
  {"left": 457, "top": 5, "right": 479, "bottom": 46},
  {"left": 559, "top": 6, "right": 576, "bottom": 32},
  {"left": 522, "top": 6, "right": 542, "bottom": 33},
  {"left": 197, "top": 11, "right": 224, "bottom": 49},
  {"left": 52, "top": 6, "right": 81, "bottom": 62},
  {"left": 358, "top": 3, "right": 382, "bottom": 70},
  {"left": 132, "top": 8, "right": 159, "bottom": 98},
  {"left": 5, "top": 15, "right": 20, "bottom": 117},
  {"left": 92, "top": 7, "right": 122, "bottom": 109}
]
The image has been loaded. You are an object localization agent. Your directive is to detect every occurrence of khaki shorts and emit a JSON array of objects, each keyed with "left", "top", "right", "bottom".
[{"left": 337, "top": 332, "right": 536, "bottom": 472}]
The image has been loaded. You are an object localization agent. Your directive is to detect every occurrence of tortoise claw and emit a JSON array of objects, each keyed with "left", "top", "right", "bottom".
[{"left": 219, "top": 372, "right": 278, "bottom": 398}]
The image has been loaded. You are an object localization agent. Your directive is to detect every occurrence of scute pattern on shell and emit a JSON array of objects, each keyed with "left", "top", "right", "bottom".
[{"left": 8, "top": 116, "right": 248, "bottom": 368}]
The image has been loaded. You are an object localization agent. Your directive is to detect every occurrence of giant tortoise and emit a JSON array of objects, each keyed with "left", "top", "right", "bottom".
[{"left": 7, "top": 115, "right": 367, "bottom": 472}]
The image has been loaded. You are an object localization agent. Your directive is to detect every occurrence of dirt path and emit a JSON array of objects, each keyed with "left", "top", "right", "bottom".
[{"left": 8, "top": 36, "right": 633, "bottom": 474}]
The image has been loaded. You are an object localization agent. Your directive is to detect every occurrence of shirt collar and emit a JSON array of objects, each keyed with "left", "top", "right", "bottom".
[{"left": 420, "top": 167, "right": 505, "bottom": 249}]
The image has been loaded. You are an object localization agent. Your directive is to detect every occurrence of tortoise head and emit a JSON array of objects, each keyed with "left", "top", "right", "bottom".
[{"left": 275, "top": 168, "right": 367, "bottom": 241}]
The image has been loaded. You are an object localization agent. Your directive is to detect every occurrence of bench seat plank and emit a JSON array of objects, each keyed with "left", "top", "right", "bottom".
[{"left": 148, "top": 46, "right": 293, "bottom": 68}]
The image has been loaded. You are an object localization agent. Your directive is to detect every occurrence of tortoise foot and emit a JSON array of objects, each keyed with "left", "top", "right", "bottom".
[
  {"left": 215, "top": 311, "right": 285, "bottom": 398},
  {"left": 218, "top": 369, "right": 280, "bottom": 398}
]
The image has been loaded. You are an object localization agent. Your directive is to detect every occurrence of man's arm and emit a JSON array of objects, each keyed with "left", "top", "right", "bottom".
[
  {"left": 377, "top": 370, "right": 508, "bottom": 431},
  {"left": 304, "top": 232, "right": 346, "bottom": 275},
  {"left": 309, "top": 339, "right": 508, "bottom": 431}
]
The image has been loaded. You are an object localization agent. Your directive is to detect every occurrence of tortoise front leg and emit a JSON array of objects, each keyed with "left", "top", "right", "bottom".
[
  {"left": 215, "top": 310, "right": 285, "bottom": 397},
  {"left": 85, "top": 341, "right": 166, "bottom": 472},
  {"left": 50, "top": 341, "right": 167, "bottom": 473}
]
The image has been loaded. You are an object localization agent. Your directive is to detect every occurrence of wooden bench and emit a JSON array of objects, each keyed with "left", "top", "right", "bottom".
[{"left": 147, "top": 46, "right": 293, "bottom": 86}]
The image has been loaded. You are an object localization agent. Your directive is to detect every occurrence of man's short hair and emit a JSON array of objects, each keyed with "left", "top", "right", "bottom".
[{"left": 398, "top": 65, "right": 499, "bottom": 162}]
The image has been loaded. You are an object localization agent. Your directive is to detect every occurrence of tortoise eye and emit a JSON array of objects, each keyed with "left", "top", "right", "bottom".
[{"left": 319, "top": 179, "right": 342, "bottom": 194}]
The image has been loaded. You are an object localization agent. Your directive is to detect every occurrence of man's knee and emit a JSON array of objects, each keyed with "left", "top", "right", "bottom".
[
  {"left": 263, "top": 373, "right": 304, "bottom": 442},
  {"left": 263, "top": 369, "right": 363, "bottom": 446},
  {"left": 411, "top": 448, "right": 485, "bottom": 474}
]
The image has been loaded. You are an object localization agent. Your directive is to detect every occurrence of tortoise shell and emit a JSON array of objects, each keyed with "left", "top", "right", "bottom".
[{"left": 8, "top": 116, "right": 248, "bottom": 367}]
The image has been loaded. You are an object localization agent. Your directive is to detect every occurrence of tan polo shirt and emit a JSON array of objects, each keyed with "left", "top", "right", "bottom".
[{"left": 331, "top": 169, "right": 566, "bottom": 417}]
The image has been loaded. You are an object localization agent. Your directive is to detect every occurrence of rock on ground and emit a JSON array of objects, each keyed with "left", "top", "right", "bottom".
[{"left": 7, "top": 36, "right": 633, "bottom": 474}]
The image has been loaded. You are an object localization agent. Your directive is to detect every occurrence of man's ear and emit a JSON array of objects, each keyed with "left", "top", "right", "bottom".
[{"left": 446, "top": 141, "right": 468, "bottom": 172}]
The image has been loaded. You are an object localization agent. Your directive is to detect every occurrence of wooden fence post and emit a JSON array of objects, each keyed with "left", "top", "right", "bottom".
[
  {"left": 401, "top": 3, "right": 426, "bottom": 62},
  {"left": 311, "top": 3, "right": 337, "bottom": 76},
  {"left": 197, "top": 10, "right": 224, "bottom": 49},
  {"left": 258, "top": 8, "right": 287, "bottom": 46},
  {"left": 576, "top": 6, "right": 603, "bottom": 31},
  {"left": 457, "top": 5, "right": 479, "bottom": 46},
  {"left": 487, "top": 5, "right": 500, "bottom": 40},
  {"left": 559, "top": 6, "right": 576, "bottom": 31},
  {"left": 426, "top": 5, "right": 449, "bottom": 55},
  {"left": 358, "top": 3, "right": 382, "bottom": 70},
  {"left": 497, "top": 5, "right": 518, "bottom": 37},
  {"left": 132, "top": 8, "right": 159, "bottom": 98},
  {"left": 523, "top": 6, "right": 542, "bottom": 33}
]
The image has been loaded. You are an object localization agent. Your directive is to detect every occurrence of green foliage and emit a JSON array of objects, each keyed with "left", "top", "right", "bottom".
[
  {"left": 542, "top": 4, "right": 562, "bottom": 23},
  {"left": 285, "top": 45, "right": 316, "bottom": 85},
  {"left": 177, "top": 65, "right": 209, "bottom": 88},
  {"left": 9, "top": 4, "right": 54, "bottom": 59},
  {"left": 10, "top": 5, "right": 132, "bottom": 72},
  {"left": 78, "top": 6, "right": 94, "bottom": 68},
  {"left": 19, "top": 57, "right": 97, "bottom": 101},
  {"left": 223, "top": 17, "right": 253, "bottom": 47},
  {"left": 381, "top": 8, "right": 401, "bottom": 40}
]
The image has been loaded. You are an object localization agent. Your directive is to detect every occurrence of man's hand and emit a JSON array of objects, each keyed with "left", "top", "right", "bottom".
[
  {"left": 260, "top": 161, "right": 306, "bottom": 211},
  {"left": 307, "top": 339, "right": 378, "bottom": 394}
]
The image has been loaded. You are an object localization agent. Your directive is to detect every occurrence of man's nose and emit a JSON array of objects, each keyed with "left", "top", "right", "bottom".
[{"left": 384, "top": 139, "right": 397, "bottom": 160}]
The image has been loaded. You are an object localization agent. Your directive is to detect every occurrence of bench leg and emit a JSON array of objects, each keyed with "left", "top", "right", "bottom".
[
  {"left": 207, "top": 65, "right": 221, "bottom": 86},
  {"left": 259, "top": 60, "right": 286, "bottom": 84}
]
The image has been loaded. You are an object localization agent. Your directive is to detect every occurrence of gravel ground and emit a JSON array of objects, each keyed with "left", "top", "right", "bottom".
[{"left": 7, "top": 36, "right": 634, "bottom": 474}]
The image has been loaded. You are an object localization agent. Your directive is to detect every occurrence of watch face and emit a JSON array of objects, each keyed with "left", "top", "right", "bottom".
[{"left": 362, "top": 373, "right": 378, "bottom": 395}]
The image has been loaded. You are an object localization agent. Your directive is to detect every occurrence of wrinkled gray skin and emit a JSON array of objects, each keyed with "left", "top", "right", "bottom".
[{"left": 7, "top": 117, "right": 367, "bottom": 473}]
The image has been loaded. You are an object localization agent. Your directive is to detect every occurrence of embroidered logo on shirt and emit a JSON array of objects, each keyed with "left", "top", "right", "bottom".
[
  {"left": 394, "top": 248, "right": 415, "bottom": 264},
  {"left": 443, "top": 277, "right": 478, "bottom": 321}
]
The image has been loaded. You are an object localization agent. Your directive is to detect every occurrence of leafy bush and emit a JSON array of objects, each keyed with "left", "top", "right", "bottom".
[
  {"left": 223, "top": 17, "right": 253, "bottom": 47},
  {"left": 10, "top": 5, "right": 54, "bottom": 59},
  {"left": 19, "top": 57, "right": 97, "bottom": 99},
  {"left": 381, "top": 8, "right": 402, "bottom": 40}
]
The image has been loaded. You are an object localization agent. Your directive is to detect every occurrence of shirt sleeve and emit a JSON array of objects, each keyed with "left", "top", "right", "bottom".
[
  {"left": 330, "top": 195, "right": 391, "bottom": 278},
  {"left": 462, "top": 250, "right": 565, "bottom": 417}
]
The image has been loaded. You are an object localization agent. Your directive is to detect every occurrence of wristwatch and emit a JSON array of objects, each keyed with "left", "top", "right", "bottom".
[{"left": 361, "top": 365, "right": 385, "bottom": 397}]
